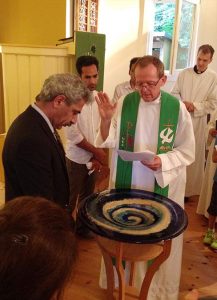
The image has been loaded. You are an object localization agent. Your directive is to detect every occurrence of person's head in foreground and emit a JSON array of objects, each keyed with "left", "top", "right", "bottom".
[
  {"left": 0, "top": 196, "right": 76, "bottom": 300},
  {"left": 134, "top": 55, "right": 167, "bottom": 102}
]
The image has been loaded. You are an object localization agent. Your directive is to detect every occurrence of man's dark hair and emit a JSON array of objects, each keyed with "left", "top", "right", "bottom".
[
  {"left": 0, "top": 196, "right": 76, "bottom": 300},
  {"left": 129, "top": 57, "right": 140, "bottom": 72},
  {"left": 76, "top": 55, "right": 99, "bottom": 76},
  {"left": 198, "top": 44, "right": 215, "bottom": 59}
]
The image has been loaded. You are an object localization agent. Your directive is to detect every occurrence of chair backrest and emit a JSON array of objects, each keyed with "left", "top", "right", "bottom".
[{"left": 0, "top": 133, "right": 6, "bottom": 183}]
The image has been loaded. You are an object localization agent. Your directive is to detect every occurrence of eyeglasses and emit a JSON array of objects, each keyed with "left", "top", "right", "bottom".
[{"left": 135, "top": 77, "right": 162, "bottom": 90}]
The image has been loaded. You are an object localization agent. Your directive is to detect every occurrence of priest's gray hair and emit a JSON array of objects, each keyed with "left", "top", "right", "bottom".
[{"left": 36, "top": 73, "right": 90, "bottom": 105}]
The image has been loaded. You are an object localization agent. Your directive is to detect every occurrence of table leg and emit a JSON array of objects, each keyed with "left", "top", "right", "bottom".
[
  {"left": 139, "top": 240, "right": 172, "bottom": 300},
  {"left": 114, "top": 242, "right": 125, "bottom": 300},
  {"left": 100, "top": 245, "right": 116, "bottom": 300}
]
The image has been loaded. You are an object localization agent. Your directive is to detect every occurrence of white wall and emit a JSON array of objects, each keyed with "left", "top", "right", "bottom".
[
  {"left": 98, "top": 0, "right": 151, "bottom": 97},
  {"left": 197, "top": 0, "right": 217, "bottom": 72},
  {"left": 98, "top": 0, "right": 217, "bottom": 96}
]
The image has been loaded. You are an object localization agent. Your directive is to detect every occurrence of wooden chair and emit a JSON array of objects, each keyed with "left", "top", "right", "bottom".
[{"left": 96, "top": 235, "right": 172, "bottom": 300}]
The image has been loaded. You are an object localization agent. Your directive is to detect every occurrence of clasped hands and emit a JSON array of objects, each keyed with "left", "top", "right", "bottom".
[{"left": 183, "top": 101, "right": 195, "bottom": 112}]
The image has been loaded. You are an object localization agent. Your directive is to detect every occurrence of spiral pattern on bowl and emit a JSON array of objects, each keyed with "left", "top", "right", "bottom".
[{"left": 89, "top": 198, "right": 171, "bottom": 235}]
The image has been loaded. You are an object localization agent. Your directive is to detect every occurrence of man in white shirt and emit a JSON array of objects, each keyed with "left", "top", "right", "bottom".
[
  {"left": 65, "top": 56, "right": 106, "bottom": 238},
  {"left": 112, "top": 57, "right": 140, "bottom": 102},
  {"left": 172, "top": 44, "right": 217, "bottom": 200}
]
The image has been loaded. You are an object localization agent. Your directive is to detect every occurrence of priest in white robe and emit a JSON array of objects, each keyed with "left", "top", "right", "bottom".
[
  {"left": 171, "top": 44, "right": 217, "bottom": 198},
  {"left": 95, "top": 55, "right": 195, "bottom": 300}
]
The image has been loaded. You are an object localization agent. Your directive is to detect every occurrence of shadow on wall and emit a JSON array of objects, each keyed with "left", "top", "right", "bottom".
[
  {"left": 103, "top": 34, "right": 147, "bottom": 98},
  {"left": 103, "top": 35, "right": 175, "bottom": 98}
]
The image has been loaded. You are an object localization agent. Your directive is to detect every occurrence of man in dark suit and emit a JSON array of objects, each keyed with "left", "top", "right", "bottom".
[{"left": 2, "top": 73, "right": 90, "bottom": 209}]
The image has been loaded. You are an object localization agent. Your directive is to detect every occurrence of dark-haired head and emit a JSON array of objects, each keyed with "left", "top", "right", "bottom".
[
  {"left": 129, "top": 57, "right": 140, "bottom": 73},
  {"left": 76, "top": 56, "right": 99, "bottom": 76},
  {"left": 128, "top": 57, "right": 141, "bottom": 88},
  {"left": 0, "top": 196, "right": 76, "bottom": 300},
  {"left": 76, "top": 56, "right": 99, "bottom": 91}
]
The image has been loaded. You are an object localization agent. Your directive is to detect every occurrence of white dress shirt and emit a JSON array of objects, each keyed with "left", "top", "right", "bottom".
[
  {"left": 112, "top": 81, "right": 134, "bottom": 102},
  {"left": 65, "top": 90, "right": 100, "bottom": 164}
]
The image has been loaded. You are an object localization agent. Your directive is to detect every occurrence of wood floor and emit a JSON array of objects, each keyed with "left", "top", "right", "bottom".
[
  {"left": 179, "top": 196, "right": 217, "bottom": 299},
  {"left": 65, "top": 196, "right": 217, "bottom": 300}
]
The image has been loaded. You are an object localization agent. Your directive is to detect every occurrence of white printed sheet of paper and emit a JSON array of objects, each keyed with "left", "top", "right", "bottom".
[{"left": 117, "top": 149, "right": 155, "bottom": 162}]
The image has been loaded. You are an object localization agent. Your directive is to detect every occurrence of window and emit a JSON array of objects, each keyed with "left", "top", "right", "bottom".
[
  {"left": 66, "top": 0, "right": 99, "bottom": 37},
  {"left": 149, "top": 0, "right": 200, "bottom": 74}
]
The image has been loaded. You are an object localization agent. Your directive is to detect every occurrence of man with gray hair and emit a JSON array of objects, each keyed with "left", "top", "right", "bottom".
[{"left": 3, "top": 73, "right": 89, "bottom": 209}]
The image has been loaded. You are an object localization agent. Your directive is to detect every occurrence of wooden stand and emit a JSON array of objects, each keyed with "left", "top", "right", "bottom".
[{"left": 96, "top": 235, "right": 172, "bottom": 300}]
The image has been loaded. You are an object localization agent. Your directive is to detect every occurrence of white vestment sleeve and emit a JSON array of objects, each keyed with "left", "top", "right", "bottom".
[
  {"left": 193, "top": 80, "right": 217, "bottom": 117},
  {"left": 154, "top": 102, "right": 195, "bottom": 188},
  {"left": 95, "top": 111, "right": 118, "bottom": 148},
  {"left": 171, "top": 74, "right": 182, "bottom": 101},
  {"left": 112, "top": 86, "right": 120, "bottom": 103}
]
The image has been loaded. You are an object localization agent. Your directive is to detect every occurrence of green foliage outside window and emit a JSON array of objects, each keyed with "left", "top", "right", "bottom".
[
  {"left": 153, "top": 1, "right": 195, "bottom": 70},
  {"left": 154, "top": 3, "right": 175, "bottom": 38}
]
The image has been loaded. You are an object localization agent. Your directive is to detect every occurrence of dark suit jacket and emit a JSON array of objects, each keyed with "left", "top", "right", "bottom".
[{"left": 2, "top": 106, "right": 70, "bottom": 207}]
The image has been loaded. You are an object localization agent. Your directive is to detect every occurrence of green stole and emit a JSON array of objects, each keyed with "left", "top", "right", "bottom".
[{"left": 115, "top": 90, "right": 180, "bottom": 197}]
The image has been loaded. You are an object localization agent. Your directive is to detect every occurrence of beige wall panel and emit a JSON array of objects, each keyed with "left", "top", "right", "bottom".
[
  {"left": 41, "top": 56, "right": 61, "bottom": 79},
  {"left": 29, "top": 56, "right": 44, "bottom": 101},
  {"left": 56, "top": 56, "right": 76, "bottom": 75},
  {"left": 0, "top": 56, "right": 5, "bottom": 133},
  {"left": 17, "top": 55, "right": 32, "bottom": 112},
  {"left": 1, "top": 45, "right": 72, "bottom": 131},
  {"left": 2, "top": 54, "right": 20, "bottom": 128},
  {"left": 57, "top": 57, "right": 70, "bottom": 73},
  {"left": 28, "top": 56, "right": 73, "bottom": 101}
]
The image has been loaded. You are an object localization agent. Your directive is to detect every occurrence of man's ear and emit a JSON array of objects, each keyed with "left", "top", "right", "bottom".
[
  {"left": 160, "top": 75, "right": 167, "bottom": 86},
  {"left": 53, "top": 95, "right": 66, "bottom": 107}
]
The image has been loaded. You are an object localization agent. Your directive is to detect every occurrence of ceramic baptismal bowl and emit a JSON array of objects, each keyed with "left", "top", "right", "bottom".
[{"left": 78, "top": 189, "right": 188, "bottom": 244}]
